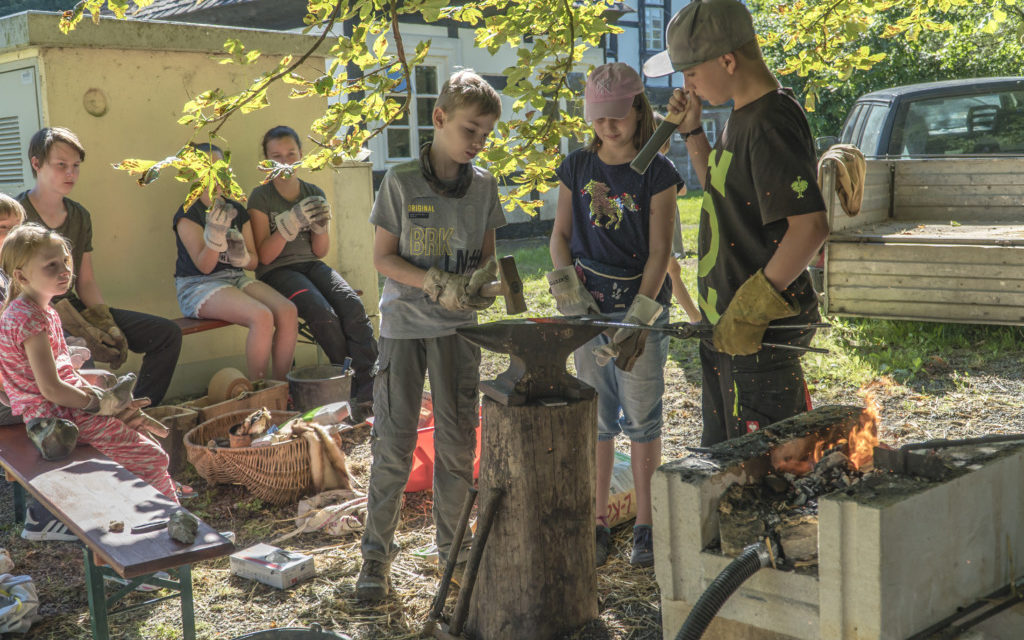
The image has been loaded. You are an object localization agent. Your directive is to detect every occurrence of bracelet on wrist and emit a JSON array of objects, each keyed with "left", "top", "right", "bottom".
[{"left": 682, "top": 126, "right": 704, "bottom": 141}]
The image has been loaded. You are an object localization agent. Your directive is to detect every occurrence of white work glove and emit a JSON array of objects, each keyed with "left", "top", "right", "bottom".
[
  {"left": 274, "top": 196, "right": 324, "bottom": 241},
  {"left": 224, "top": 228, "right": 250, "bottom": 267},
  {"left": 68, "top": 344, "right": 91, "bottom": 369},
  {"left": 203, "top": 197, "right": 237, "bottom": 252},
  {"left": 83, "top": 373, "right": 137, "bottom": 416},
  {"left": 307, "top": 199, "right": 332, "bottom": 235},
  {"left": 547, "top": 266, "right": 600, "bottom": 316},
  {"left": 593, "top": 294, "right": 663, "bottom": 369},
  {"left": 459, "top": 257, "right": 499, "bottom": 311},
  {"left": 422, "top": 267, "right": 474, "bottom": 312}
]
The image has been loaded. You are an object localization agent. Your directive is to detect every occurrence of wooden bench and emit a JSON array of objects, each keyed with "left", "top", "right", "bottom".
[
  {"left": 0, "top": 425, "right": 234, "bottom": 640},
  {"left": 172, "top": 287, "right": 365, "bottom": 352}
]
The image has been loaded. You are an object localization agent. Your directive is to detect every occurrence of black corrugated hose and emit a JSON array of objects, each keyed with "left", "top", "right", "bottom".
[{"left": 674, "top": 540, "right": 775, "bottom": 640}]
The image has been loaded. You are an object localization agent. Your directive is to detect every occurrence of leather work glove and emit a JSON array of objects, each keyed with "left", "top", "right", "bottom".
[
  {"left": 422, "top": 267, "right": 474, "bottom": 312},
  {"left": 547, "top": 266, "right": 600, "bottom": 316},
  {"left": 83, "top": 372, "right": 137, "bottom": 416},
  {"left": 80, "top": 304, "right": 129, "bottom": 369},
  {"left": 712, "top": 269, "right": 799, "bottom": 356},
  {"left": 275, "top": 196, "right": 324, "bottom": 241},
  {"left": 307, "top": 199, "right": 332, "bottom": 235},
  {"left": 593, "top": 294, "right": 663, "bottom": 370},
  {"left": 224, "top": 228, "right": 250, "bottom": 268},
  {"left": 203, "top": 197, "right": 237, "bottom": 252},
  {"left": 54, "top": 300, "right": 124, "bottom": 367},
  {"left": 458, "top": 256, "right": 500, "bottom": 311}
]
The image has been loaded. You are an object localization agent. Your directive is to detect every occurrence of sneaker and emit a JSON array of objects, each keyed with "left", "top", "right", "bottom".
[
  {"left": 355, "top": 559, "right": 390, "bottom": 601},
  {"left": 21, "top": 505, "right": 77, "bottom": 542},
  {"left": 595, "top": 525, "right": 612, "bottom": 567},
  {"left": 630, "top": 524, "right": 654, "bottom": 567},
  {"left": 104, "top": 571, "right": 171, "bottom": 593}
]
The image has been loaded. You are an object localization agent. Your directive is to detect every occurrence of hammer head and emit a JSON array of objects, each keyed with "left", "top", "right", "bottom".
[{"left": 479, "top": 255, "right": 527, "bottom": 314}]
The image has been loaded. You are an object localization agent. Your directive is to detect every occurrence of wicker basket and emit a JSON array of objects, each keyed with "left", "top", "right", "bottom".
[
  {"left": 182, "top": 379, "right": 289, "bottom": 423},
  {"left": 184, "top": 409, "right": 312, "bottom": 504}
]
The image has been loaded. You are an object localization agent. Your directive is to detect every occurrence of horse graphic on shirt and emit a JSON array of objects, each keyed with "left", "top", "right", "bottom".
[{"left": 583, "top": 180, "right": 637, "bottom": 230}]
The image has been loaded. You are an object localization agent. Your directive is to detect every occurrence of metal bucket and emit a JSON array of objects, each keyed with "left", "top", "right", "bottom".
[
  {"left": 232, "top": 623, "right": 351, "bottom": 639},
  {"left": 286, "top": 365, "right": 352, "bottom": 413}
]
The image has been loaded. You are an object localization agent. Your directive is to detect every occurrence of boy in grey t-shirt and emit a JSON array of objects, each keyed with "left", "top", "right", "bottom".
[{"left": 356, "top": 70, "right": 506, "bottom": 601}]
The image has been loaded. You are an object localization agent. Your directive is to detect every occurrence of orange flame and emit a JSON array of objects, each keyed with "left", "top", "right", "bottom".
[{"left": 847, "top": 391, "right": 881, "bottom": 470}]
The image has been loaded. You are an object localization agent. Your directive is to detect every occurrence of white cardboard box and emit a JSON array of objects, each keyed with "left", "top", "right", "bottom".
[{"left": 229, "top": 543, "right": 315, "bottom": 589}]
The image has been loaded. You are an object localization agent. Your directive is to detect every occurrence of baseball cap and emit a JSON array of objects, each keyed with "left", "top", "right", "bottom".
[
  {"left": 643, "top": 0, "right": 756, "bottom": 77},
  {"left": 583, "top": 62, "right": 645, "bottom": 122}
]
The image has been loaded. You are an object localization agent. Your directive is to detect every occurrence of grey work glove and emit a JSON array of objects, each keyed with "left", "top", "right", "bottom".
[
  {"left": 54, "top": 300, "right": 123, "bottom": 367},
  {"left": 593, "top": 294, "right": 663, "bottom": 369},
  {"left": 83, "top": 372, "right": 137, "bottom": 416},
  {"left": 547, "top": 266, "right": 600, "bottom": 316},
  {"left": 203, "top": 197, "right": 237, "bottom": 252},
  {"left": 307, "top": 200, "right": 332, "bottom": 235},
  {"left": 422, "top": 267, "right": 474, "bottom": 312},
  {"left": 712, "top": 269, "right": 799, "bottom": 356},
  {"left": 459, "top": 256, "right": 500, "bottom": 311},
  {"left": 224, "top": 228, "right": 250, "bottom": 267},
  {"left": 274, "top": 195, "right": 325, "bottom": 241}
]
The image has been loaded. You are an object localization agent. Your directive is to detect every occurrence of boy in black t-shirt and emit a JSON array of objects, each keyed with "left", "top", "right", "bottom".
[{"left": 645, "top": 0, "right": 829, "bottom": 445}]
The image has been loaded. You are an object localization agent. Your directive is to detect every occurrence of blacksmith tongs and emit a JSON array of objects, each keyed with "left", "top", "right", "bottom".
[{"left": 573, "top": 318, "right": 831, "bottom": 354}]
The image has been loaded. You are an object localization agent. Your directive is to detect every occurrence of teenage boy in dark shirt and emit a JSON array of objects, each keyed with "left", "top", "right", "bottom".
[{"left": 646, "top": 0, "right": 829, "bottom": 445}]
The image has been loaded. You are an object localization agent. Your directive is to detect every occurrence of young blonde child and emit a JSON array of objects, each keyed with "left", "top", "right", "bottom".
[
  {"left": 172, "top": 143, "right": 298, "bottom": 381},
  {"left": 653, "top": 113, "right": 701, "bottom": 322},
  {"left": 0, "top": 222, "right": 178, "bottom": 502},
  {"left": 548, "top": 62, "right": 679, "bottom": 568}
]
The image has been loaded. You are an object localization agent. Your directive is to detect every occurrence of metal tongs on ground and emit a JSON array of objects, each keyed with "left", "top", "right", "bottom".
[{"left": 569, "top": 317, "right": 831, "bottom": 354}]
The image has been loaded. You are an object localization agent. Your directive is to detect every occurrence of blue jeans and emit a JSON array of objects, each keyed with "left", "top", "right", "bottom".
[
  {"left": 260, "top": 261, "right": 378, "bottom": 402},
  {"left": 573, "top": 307, "right": 670, "bottom": 443}
]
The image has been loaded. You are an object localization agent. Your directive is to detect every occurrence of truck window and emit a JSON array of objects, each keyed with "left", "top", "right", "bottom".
[
  {"left": 857, "top": 105, "right": 889, "bottom": 156},
  {"left": 839, "top": 104, "right": 864, "bottom": 145},
  {"left": 889, "top": 90, "right": 1024, "bottom": 156}
]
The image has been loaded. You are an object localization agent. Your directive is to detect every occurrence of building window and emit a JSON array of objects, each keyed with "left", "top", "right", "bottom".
[
  {"left": 386, "top": 64, "right": 441, "bottom": 161},
  {"left": 644, "top": 2, "right": 665, "bottom": 52}
]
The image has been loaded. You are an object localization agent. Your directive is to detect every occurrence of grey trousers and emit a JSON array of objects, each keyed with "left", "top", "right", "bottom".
[{"left": 361, "top": 334, "right": 480, "bottom": 566}]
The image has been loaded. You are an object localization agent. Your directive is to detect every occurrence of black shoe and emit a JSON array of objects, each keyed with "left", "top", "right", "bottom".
[
  {"left": 21, "top": 505, "right": 76, "bottom": 542},
  {"left": 355, "top": 559, "right": 390, "bottom": 601},
  {"left": 630, "top": 524, "right": 654, "bottom": 567},
  {"left": 595, "top": 525, "right": 612, "bottom": 567}
]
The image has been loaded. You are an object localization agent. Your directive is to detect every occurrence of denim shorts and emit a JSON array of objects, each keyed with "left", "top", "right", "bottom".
[
  {"left": 175, "top": 269, "right": 255, "bottom": 318},
  {"left": 573, "top": 306, "right": 671, "bottom": 443}
]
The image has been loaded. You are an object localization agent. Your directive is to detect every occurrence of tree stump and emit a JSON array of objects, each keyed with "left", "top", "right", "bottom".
[{"left": 465, "top": 396, "right": 598, "bottom": 639}]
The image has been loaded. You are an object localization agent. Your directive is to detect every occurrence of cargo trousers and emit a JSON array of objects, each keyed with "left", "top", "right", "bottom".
[{"left": 361, "top": 334, "right": 480, "bottom": 567}]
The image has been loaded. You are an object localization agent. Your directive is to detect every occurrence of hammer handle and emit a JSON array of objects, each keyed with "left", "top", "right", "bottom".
[
  {"left": 630, "top": 105, "right": 689, "bottom": 175},
  {"left": 479, "top": 281, "right": 503, "bottom": 297}
]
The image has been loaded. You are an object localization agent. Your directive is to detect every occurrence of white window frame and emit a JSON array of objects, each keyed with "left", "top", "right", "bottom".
[{"left": 644, "top": 2, "right": 665, "bottom": 52}]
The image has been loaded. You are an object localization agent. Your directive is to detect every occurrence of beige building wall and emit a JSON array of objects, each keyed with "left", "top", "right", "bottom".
[{"left": 0, "top": 13, "right": 378, "bottom": 399}]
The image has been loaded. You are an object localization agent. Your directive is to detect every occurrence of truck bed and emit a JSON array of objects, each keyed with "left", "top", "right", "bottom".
[{"left": 830, "top": 220, "right": 1024, "bottom": 246}]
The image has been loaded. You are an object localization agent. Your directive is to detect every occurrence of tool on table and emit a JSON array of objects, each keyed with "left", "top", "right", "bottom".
[
  {"left": 448, "top": 487, "right": 504, "bottom": 637},
  {"left": 873, "top": 433, "right": 1024, "bottom": 481},
  {"left": 131, "top": 519, "right": 169, "bottom": 534},
  {"left": 477, "top": 255, "right": 527, "bottom": 315},
  {"left": 631, "top": 99, "right": 689, "bottom": 174},
  {"left": 457, "top": 320, "right": 608, "bottom": 405},
  {"left": 541, "top": 317, "right": 832, "bottom": 354},
  {"left": 422, "top": 487, "right": 478, "bottom": 638}
]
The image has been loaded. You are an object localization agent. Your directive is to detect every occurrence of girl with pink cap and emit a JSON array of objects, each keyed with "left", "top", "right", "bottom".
[{"left": 547, "top": 62, "right": 680, "bottom": 569}]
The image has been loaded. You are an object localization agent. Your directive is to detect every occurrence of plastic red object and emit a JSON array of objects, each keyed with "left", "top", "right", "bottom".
[{"left": 404, "top": 392, "right": 482, "bottom": 492}]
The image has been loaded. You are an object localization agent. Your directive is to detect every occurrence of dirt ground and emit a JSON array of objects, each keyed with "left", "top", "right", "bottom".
[{"left": 4, "top": 303, "right": 1024, "bottom": 638}]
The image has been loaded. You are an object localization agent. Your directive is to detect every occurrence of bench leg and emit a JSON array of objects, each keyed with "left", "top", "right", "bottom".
[
  {"left": 177, "top": 564, "right": 195, "bottom": 640},
  {"left": 83, "top": 548, "right": 111, "bottom": 640},
  {"left": 10, "top": 479, "right": 25, "bottom": 525}
]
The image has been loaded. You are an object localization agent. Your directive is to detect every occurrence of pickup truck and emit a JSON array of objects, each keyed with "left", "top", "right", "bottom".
[{"left": 817, "top": 77, "right": 1024, "bottom": 325}]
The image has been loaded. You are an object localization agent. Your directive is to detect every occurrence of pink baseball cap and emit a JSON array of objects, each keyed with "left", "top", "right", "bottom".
[{"left": 584, "top": 62, "right": 645, "bottom": 122}]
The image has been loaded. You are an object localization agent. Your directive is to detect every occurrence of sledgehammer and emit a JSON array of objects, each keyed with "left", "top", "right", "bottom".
[{"left": 478, "top": 255, "right": 527, "bottom": 315}]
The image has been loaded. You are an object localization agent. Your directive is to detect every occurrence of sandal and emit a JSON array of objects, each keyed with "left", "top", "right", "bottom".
[{"left": 175, "top": 482, "right": 195, "bottom": 500}]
